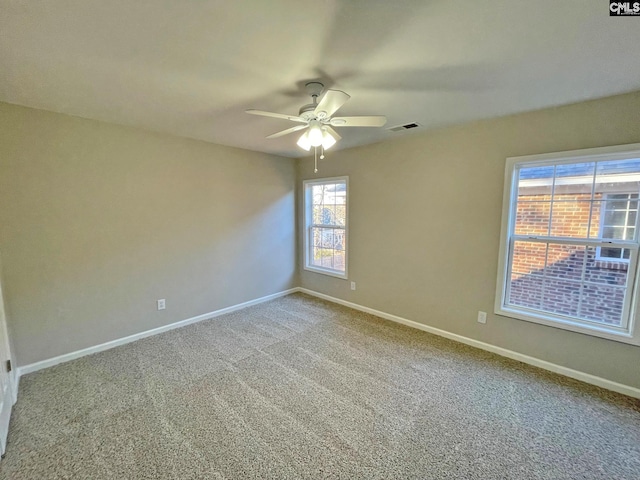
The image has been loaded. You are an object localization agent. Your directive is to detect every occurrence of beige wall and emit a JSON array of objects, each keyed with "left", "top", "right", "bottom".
[
  {"left": 0, "top": 103, "right": 297, "bottom": 366},
  {"left": 3, "top": 91, "right": 640, "bottom": 389},
  {"left": 298, "top": 91, "right": 640, "bottom": 389}
]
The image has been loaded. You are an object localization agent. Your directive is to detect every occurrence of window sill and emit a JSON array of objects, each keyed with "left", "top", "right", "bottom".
[
  {"left": 495, "top": 305, "right": 639, "bottom": 346},
  {"left": 304, "top": 264, "right": 348, "bottom": 280}
]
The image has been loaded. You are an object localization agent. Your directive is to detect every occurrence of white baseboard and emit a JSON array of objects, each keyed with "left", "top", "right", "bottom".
[
  {"left": 15, "top": 286, "right": 640, "bottom": 400},
  {"left": 298, "top": 288, "right": 640, "bottom": 399},
  {"left": 10, "top": 370, "right": 18, "bottom": 405},
  {"left": 17, "top": 288, "right": 298, "bottom": 377}
]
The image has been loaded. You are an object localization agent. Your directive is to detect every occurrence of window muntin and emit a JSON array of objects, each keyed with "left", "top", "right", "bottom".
[
  {"left": 303, "top": 177, "right": 348, "bottom": 278},
  {"left": 497, "top": 145, "right": 640, "bottom": 344}
]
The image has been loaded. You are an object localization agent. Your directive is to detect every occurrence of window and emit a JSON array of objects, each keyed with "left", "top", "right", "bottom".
[
  {"left": 495, "top": 144, "right": 640, "bottom": 345},
  {"left": 303, "top": 177, "right": 348, "bottom": 278},
  {"left": 597, "top": 193, "right": 637, "bottom": 261}
]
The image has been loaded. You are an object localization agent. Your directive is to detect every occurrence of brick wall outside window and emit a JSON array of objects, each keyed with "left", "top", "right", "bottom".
[{"left": 509, "top": 192, "right": 628, "bottom": 325}]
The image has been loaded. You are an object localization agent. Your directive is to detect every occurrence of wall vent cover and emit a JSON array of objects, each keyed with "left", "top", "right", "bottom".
[{"left": 388, "top": 122, "right": 421, "bottom": 132}]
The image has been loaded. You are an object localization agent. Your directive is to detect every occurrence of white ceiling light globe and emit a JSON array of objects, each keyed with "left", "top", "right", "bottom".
[
  {"left": 308, "top": 120, "right": 323, "bottom": 147},
  {"left": 322, "top": 131, "right": 336, "bottom": 150},
  {"left": 296, "top": 131, "right": 311, "bottom": 151}
]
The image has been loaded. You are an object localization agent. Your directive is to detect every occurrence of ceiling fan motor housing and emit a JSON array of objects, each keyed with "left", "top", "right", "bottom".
[
  {"left": 300, "top": 82, "right": 327, "bottom": 120},
  {"left": 299, "top": 104, "right": 318, "bottom": 120}
]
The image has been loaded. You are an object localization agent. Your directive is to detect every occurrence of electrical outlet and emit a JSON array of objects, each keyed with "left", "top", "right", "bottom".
[
  {"left": 350, "top": 281, "right": 356, "bottom": 290},
  {"left": 477, "top": 311, "right": 487, "bottom": 324},
  {"left": 157, "top": 299, "right": 166, "bottom": 310}
]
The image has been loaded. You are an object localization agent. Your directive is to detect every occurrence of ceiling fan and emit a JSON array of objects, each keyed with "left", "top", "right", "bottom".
[{"left": 246, "top": 82, "right": 387, "bottom": 152}]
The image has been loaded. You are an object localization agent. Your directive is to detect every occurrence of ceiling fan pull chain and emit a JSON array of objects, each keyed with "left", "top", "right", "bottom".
[
  {"left": 314, "top": 147, "right": 318, "bottom": 173},
  {"left": 320, "top": 145, "right": 325, "bottom": 160}
]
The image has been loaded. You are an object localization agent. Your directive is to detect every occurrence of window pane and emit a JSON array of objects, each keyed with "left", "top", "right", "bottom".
[
  {"left": 320, "top": 228, "right": 333, "bottom": 248},
  {"left": 603, "top": 226, "right": 626, "bottom": 240},
  {"left": 600, "top": 246, "right": 625, "bottom": 260},
  {"left": 508, "top": 240, "right": 546, "bottom": 309},
  {"left": 595, "top": 158, "right": 640, "bottom": 192},
  {"left": 335, "top": 229, "right": 345, "bottom": 252},
  {"left": 607, "top": 199, "right": 630, "bottom": 210},
  {"left": 310, "top": 227, "right": 322, "bottom": 267},
  {"left": 312, "top": 205, "right": 323, "bottom": 224},
  {"left": 604, "top": 210, "right": 629, "bottom": 226},
  {"left": 540, "top": 277, "right": 580, "bottom": 318},
  {"left": 333, "top": 249, "right": 346, "bottom": 271},
  {"left": 335, "top": 205, "right": 346, "bottom": 226},
  {"left": 579, "top": 285, "right": 626, "bottom": 326},
  {"left": 514, "top": 201, "right": 550, "bottom": 236},
  {"left": 553, "top": 162, "right": 595, "bottom": 196},
  {"left": 320, "top": 207, "right": 335, "bottom": 225},
  {"left": 544, "top": 244, "right": 585, "bottom": 282},
  {"left": 588, "top": 200, "right": 602, "bottom": 238},
  {"left": 312, "top": 185, "right": 325, "bottom": 204},
  {"left": 518, "top": 165, "right": 553, "bottom": 197},
  {"left": 314, "top": 183, "right": 342, "bottom": 204},
  {"left": 509, "top": 243, "right": 585, "bottom": 317},
  {"left": 585, "top": 246, "right": 630, "bottom": 286},
  {"left": 313, "top": 248, "right": 334, "bottom": 268},
  {"left": 510, "top": 241, "right": 547, "bottom": 277},
  {"left": 549, "top": 200, "right": 591, "bottom": 238},
  {"left": 516, "top": 166, "right": 553, "bottom": 236},
  {"left": 508, "top": 273, "right": 544, "bottom": 310},
  {"left": 334, "top": 185, "right": 347, "bottom": 205},
  {"left": 309, "top": 225, "right": 345, "bottom": 273},
  {"left": 508, "top": 241, "right": 630, "bottom": 326}
]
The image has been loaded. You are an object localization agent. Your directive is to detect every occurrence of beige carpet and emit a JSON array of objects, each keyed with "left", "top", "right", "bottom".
[{"left": 1, "top": 293, "right": 639, "bottom": 479}]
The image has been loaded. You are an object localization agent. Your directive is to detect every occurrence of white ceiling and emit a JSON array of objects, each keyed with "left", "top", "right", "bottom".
[{"left": 2, "top": 1, "right": 640, "bottom": 158}]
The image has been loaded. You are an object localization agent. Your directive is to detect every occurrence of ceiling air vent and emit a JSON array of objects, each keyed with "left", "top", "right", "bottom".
[{"left": 388, "top": 122, "right": 421, "bottom": 132}]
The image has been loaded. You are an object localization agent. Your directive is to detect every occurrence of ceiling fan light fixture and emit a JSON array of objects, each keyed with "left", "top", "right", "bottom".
[
  {"left": 308, "top": 120, "right": 323, "bottom": 147},
  {"left": 247, "top": 84, "right": 386, "bottom": 160},
  {"left": 297, "top": 131, "right": 312, "bottom": 151},
  {"left": 321, "top": 130, "right": 336, "bottom": 150}
]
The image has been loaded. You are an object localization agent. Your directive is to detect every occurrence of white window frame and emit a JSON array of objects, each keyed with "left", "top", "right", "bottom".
[
  {"left": 495, "top": 143, "right": 640, "bottom": 346},
  {"left": 303, "top": 176, "right": 349, "bottom": 279}
]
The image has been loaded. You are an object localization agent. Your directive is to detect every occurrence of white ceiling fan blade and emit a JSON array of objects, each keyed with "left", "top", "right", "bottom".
[
  {"left": 330, "top": 116, "right": 387, "bottom": 127},
  {"left": 245, "top": 109, "right": 306, "bottom": 123},
  {"left": 265, "top": 124, "right": 308, "bottom": 139},
  {"left": 314, "top": 90, "right": 350, "bottom": 119},
  {"left": 324, "top": 126, "right": 342, "bottom": 141}
]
